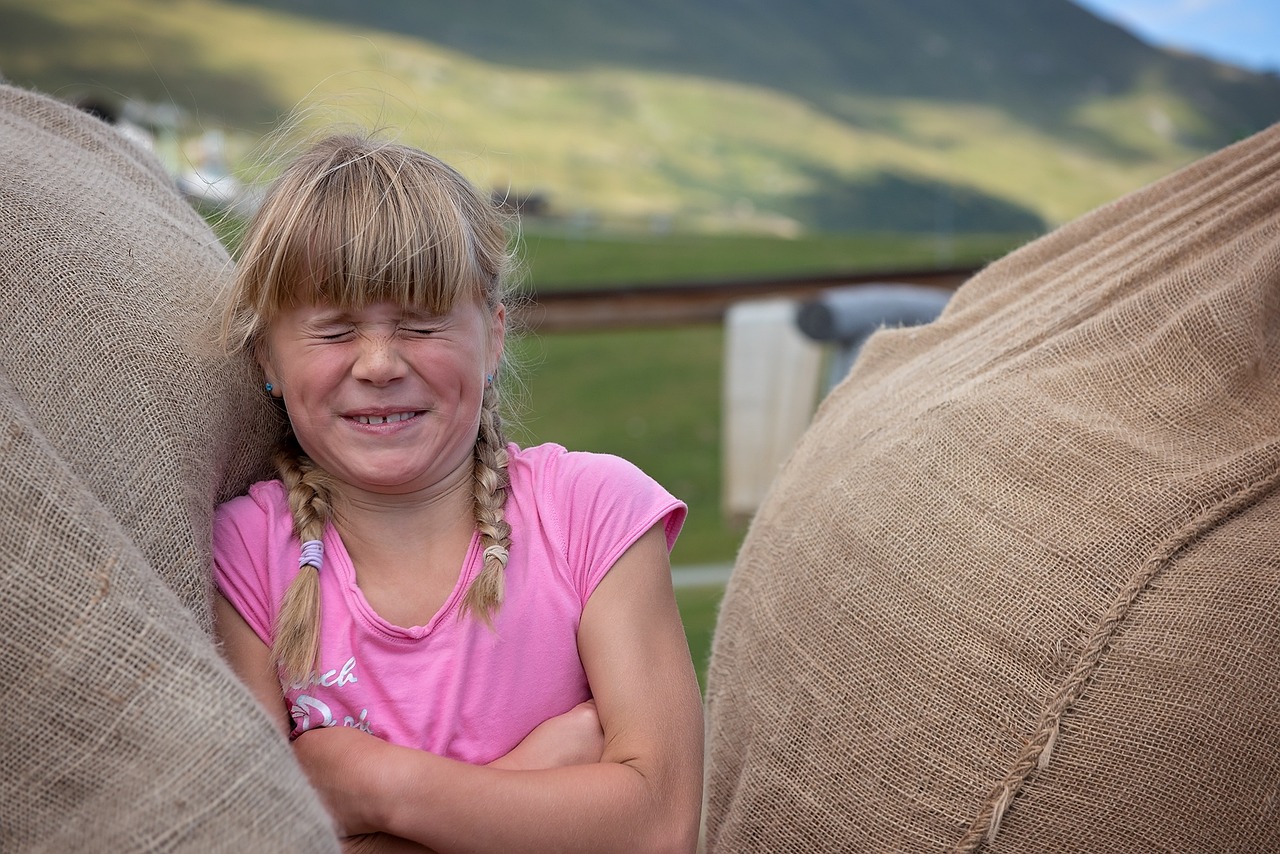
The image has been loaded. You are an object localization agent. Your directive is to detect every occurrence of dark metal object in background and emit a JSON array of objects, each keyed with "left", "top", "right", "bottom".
[{"left": 797, "top": 283, "right": 953, "bottom": 391}]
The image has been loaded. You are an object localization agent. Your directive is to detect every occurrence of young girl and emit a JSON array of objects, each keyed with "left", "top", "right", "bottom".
[{"left": 212, "top": 133, "right": 704, "bottom": 853}]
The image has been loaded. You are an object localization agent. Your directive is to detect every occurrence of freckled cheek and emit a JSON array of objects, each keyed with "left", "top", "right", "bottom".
[{"left": 281, "top": 355, "right": 350, "bottom": 394}]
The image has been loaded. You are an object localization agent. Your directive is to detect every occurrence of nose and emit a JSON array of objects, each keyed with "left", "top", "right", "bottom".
[{"left": 351, "top": 333, "right": 406, "bottom": 386}]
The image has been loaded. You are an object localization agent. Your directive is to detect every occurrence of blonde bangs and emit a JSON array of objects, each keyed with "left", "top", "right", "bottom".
[{"left": 228, "top": 134, "right": 509, "bottom": 349}]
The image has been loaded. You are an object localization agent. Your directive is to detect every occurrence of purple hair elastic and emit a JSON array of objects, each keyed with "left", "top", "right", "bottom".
[{"left": 299, "top": 539, "right": 325, "bottom": 571}]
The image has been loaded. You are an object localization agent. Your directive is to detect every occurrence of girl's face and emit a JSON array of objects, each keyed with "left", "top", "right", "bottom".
[{"left": 258, "top": 297, "right": 505, "bottom": 499}]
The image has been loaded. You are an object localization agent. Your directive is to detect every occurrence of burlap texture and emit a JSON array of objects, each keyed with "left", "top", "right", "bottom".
[
  {"left": 705, "top": 124, "right": 1280, "bottom": 852},
  {"left": 0, "top": 84, "right": 338, "bottom": 851}
]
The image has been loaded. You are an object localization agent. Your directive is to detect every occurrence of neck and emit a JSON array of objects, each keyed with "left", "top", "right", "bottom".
[
  {"left": 329, "top": 460, "right": 476, "bottom": 557},
  {"left": 327, "top": 462, "right": 481, "bottom": 626}
]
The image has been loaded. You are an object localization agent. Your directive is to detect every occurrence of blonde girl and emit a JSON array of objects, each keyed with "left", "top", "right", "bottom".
[{"left": 212, "top": 133, "right": 703, "bottom": 853}]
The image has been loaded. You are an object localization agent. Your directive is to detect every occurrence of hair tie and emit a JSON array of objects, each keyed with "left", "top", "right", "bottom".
[
  {"left": 299, "top": 539, "right": 324, "bottom": 571},
  {"left": 482, "top": 544, "right": 509, "bottom": 568}
]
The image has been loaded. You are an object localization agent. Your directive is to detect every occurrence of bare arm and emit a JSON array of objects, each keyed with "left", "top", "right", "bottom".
[
  {"left": 214, "top": 592, "right": 606, "bottom": 852},
  {"left": 487, "top": 700, "right": 604, "bottom": 770},
  {"left": 213, "top": 591, "right": 291, "bottom": 736},
  {"left": 293, "top": 524, "right": 705, "bottom": 853}
]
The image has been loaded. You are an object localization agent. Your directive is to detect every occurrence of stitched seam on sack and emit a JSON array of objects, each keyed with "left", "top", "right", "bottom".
[{"left": 950, "top": 452, "right": 1280, "bottom": 853}]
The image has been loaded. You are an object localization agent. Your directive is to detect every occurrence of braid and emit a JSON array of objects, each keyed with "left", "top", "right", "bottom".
[
  {"left": 463, "top": 383, "right": 512, "bottom": 624},
  {"left": 272, "top": 437, "right": 335, "bottom": 684}
]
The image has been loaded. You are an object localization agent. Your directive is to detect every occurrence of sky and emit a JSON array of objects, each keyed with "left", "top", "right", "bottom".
[{"left": 1073, "top": 0, "right": 1280, "bottom": 73}]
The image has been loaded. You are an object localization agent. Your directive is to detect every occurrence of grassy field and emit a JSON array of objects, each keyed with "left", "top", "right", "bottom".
[
  {"left": 508, "top": 323, "right": 733, "bottom": 563},
  {"left": 674, "top": 584, "right": 725, "bottom": 691},
  {"left": 514, "top": 227, "right": 1027, "bottom": 289}
]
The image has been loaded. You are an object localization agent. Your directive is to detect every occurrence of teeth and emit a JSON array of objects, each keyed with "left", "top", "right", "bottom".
[{"left": 355, "top": 412, "right": 416, "bottom": 425}]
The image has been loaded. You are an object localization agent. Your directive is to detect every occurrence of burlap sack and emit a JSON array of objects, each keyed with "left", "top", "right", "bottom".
[
  {"left": 705, "top": 124, "right": 1280, "bottom": 852},
  {"left": 0, "top": 84, "right": 338, "bottom": 851}
]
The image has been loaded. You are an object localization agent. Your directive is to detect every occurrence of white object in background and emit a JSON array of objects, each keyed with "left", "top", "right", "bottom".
[{"left": 722, "top": 298, "right": 823, "bottom": 523}]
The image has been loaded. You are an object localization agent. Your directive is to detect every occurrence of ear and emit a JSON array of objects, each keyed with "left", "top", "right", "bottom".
[{"left": 254, "top": 339, "right": 281, "bottom": 395}]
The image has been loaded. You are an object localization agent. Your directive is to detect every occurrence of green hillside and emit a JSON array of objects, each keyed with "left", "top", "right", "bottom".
[
  {"left": 2, "top": 0, "right": 1277, "bottom": 235},
  {"left": 236, "top": 0, "right": 1280, "bottom": 145}
]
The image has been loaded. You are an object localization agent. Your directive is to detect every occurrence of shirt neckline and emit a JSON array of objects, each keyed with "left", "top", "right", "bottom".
[{"left": 322, "top": 524, "right": 483, "bottom": 641}]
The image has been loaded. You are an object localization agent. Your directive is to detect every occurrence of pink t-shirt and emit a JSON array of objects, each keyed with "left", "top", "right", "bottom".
[{"left": 214, "top": 442, "right": 685, "bottom": 764}]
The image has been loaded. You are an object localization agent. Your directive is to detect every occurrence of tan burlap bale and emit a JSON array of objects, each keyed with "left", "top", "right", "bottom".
[
  {"left": 0, "top": 84, "right": 337, "bottom": 851},
  {"left": 705, "top": 124, "right": 1280, "bottom": 852}
]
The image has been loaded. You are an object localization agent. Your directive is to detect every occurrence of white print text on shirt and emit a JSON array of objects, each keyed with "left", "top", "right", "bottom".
[
  {"left": 287, "top": 655, "right": 359, "bottom": 691},
  {"left": 285, "top": 656, "right": 372, "bottom": 735}
]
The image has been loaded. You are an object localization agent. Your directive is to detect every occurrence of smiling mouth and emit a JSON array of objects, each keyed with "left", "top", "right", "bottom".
[{"left": 352, "top": 412, "right": 419, "bottom": 425}]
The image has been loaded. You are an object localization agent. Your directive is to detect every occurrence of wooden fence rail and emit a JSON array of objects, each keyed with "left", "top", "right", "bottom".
[{"left": 516, "top": 265, "right": 979, "bottom": 332}]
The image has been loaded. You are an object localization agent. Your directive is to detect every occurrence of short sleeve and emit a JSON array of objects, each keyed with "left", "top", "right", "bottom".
[
  {"left": 212, "top": 485, "right": 282, "bottom": 646},
  {"left": 520, "top": 444, "right": 687, "bottom": 601}
]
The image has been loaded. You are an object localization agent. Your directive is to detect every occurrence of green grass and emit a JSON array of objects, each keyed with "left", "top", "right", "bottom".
[
  {"left": 675, "top": 584, "right": 725, "bottom": 692},
  {"left": 507, "top": 324, "right": 737, "bottom": 564},
  {"left": 211, "top": 207, "right": 1029, "bottom": 286},
  {"left": 516, "top": 228, "right": 1027, "bottom": 290}
]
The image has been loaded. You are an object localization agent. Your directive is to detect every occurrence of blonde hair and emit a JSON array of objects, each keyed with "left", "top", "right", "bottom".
[{"left": 225, "top": 133, "right": 515, "bottom": 684}]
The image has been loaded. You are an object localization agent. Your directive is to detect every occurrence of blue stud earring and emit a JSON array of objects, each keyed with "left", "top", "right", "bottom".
[
  {"left": 265, "top": 383, "right": 274, "bottom": 394},
  {"left": 485, "top": 374, "right": 494, "bottom": 387}
]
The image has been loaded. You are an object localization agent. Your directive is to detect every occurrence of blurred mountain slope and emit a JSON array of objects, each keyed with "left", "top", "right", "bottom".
[
  {"left": 236, "top": 0, "right": 1280, "bottom": 148},
  {"left": 2, "top": 0, "right": 1276, "bottom": 233}
]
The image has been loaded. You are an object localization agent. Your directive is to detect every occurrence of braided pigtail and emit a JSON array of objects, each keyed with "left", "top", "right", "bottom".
[
  {"left": 463, "top": 382, "right": 512, "bottom": 625},
  {"left": 272, "top": 438, "right": 336, "bottom": 685}
]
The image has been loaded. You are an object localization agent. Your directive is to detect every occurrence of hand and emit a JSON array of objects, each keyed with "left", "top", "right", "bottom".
[
  {"left": 292, "top": 725, "right": 389, "bottom": 837},
  {"left": 488, "top": 700, "right": 605, "bottom": 771}
]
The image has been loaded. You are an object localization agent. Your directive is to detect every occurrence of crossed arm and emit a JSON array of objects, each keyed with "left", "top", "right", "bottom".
[{"left": 214, "top": 524, "right": 705, "bottom": 853}]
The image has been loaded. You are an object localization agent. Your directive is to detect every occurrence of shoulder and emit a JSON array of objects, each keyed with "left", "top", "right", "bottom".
[
  {"left": 214, "top": 479, "right": 290, "bottom": 538},
  {"left": 507, "top": 442, "right": 656, "bottom": 493},
  {"left": 212, "top": 480, "right": 294, "bottom": 645},
  {"left": 507, "top": 442, "right": 686, "bottom": 552}
]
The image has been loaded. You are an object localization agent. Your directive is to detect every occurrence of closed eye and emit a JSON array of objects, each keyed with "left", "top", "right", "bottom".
[{"left": 312, "top": 327, "right": 355, "bottom": 341}]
